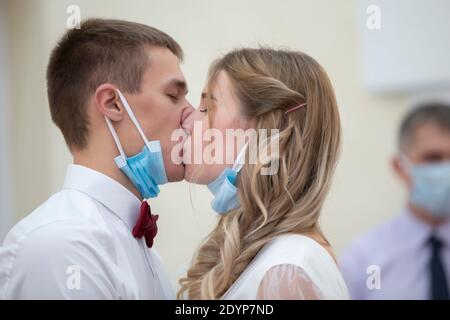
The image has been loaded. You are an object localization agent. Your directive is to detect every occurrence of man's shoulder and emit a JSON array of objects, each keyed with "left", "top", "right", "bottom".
[
  {"left": 3, "top": 189, "right": 110, "bottom": 250},
  {"left": 0, "top": 186, "right": 131, "bottom": 299},
  {"left": 340, "top": 214, "right": 405, "bottom": 264}
]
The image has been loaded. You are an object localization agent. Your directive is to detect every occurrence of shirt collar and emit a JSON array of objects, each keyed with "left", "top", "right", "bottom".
[
  {"left": 62, "top": 164, "right": 141, "bottom": 231},
  {"left": 402, "top": 207, "right": 450, "bottom": 248},
  {"left": 434, "top": 216, "right": 450, "bottom": 247}
]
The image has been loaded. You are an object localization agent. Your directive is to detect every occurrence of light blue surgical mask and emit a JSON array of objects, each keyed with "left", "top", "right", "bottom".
[
  {"left": 207, "top": 145, "right": 247, "bottom": 215},
  {"left": 105, "top": 89, "right": 168, "bottom": 199},
  {"left": 403, "top": 157, "right": 450, "bottom": 218}
]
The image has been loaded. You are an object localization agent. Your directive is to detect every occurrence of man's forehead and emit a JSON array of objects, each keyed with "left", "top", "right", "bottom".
[
  {"left": 412, "top": 123, "right": 450, "bottom": 150},
  {"left": 415, "top": 122, "right": 450, "bottom": 138},
  {"left": 143, "top": 47, "right": 187, "bottom": 89}
]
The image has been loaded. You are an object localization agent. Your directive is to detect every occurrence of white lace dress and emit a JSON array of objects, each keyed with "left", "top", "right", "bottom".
[{"left": 221, "top": 234, "right": 350, "bottom": 300}]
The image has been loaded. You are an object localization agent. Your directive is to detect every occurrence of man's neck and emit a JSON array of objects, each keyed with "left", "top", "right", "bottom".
[
  {"left": 73, "top": 147, "right": 142, "bottom": 201},
  {"left": 408, "top": 203, "right": 447, "bottom": 227}
]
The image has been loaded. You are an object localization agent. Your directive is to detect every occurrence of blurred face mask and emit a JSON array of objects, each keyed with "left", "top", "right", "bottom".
[
  {"left": 105, "top": 89, "right": 168, "bottom": 199},
  {"left": 403, "top": 156, "right": 450, "bottom": 218},
  {"left": 207, "top": 144, "right": 247, "bottom": 215}
]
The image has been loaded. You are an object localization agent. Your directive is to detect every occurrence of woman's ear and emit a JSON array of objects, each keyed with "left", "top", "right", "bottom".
[{"left": 94, "top": 84, "right": 124, "bottom": 122}]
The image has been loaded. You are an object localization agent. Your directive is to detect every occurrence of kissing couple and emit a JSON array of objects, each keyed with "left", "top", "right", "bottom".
[{"left": 0, "top": 18, "right": 349, "bottom": 300}]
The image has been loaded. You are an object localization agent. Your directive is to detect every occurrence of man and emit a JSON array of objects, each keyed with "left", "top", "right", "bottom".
[
  {"left": 340, "top": 102, "right": 450, "bottom": 299},
  {"left": 0, "top": 19, "right": 193, "bottom": 299}
]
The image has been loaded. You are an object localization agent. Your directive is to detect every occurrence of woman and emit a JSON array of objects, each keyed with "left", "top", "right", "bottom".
[{"left": 179, "top": 47, "right": 349, "bottom": 300}]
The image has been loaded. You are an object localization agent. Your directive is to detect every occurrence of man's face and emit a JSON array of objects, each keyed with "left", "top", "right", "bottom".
[
  {"left": 395, "top": 121, "right": 450, "bottom": 189},
  {"left": 117, "top": 46, "right": 193, "bottom": 182}
]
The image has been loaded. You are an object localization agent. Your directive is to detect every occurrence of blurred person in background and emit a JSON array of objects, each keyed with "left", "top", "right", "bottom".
[{"left": 340, "top": 102, "right": 450, "bottom": 300}]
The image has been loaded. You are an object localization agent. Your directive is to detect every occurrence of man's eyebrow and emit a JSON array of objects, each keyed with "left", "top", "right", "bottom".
[{"left": 164, "top": 78, "right": 189, "bottom": 94}]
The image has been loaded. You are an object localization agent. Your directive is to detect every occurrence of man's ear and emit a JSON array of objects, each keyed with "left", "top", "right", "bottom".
[
  {"left": 391, "top": 154, "right": 411, "bottom": 188},
  {"left": 94, "top": 84, "right": 124, "bottom": 122}
]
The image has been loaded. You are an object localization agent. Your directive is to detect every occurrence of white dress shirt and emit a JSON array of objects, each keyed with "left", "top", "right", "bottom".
[
  {"left": 340, "top": 209, "right": 450, "bottom": 299},
  {"left": 0, "top": 164, "right": 174, "bottom": 299}
]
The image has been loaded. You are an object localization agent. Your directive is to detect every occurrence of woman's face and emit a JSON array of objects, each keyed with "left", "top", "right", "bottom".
[{"left": 181, "top": 71, "right": 255, "bottom": 184}]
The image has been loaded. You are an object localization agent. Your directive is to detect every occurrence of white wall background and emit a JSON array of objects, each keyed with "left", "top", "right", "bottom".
[
  {"left": 4, "top": 0, "right": 412, "bottom": 287},
  {"left": 0, "top": 1, "right": 12, "bottom": 242},
  {"left": 359, "top": 0, "right": 450, "bottom": 93}
]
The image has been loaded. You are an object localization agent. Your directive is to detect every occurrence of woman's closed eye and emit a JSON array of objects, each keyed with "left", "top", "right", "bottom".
[{"left": 200, "top": 92, "right": 212, "bottom": 113}]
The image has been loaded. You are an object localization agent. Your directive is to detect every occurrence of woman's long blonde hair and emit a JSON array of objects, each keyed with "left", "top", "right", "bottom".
[{"left": 178, "top": 47, "right": 341, "bottom": 299}]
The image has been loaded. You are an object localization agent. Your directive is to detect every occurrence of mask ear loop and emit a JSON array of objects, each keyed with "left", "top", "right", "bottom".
[
  {"left": 116, "top": 89, "right": 150, "bottom": 145},
  {"left": 105, "top": 116, "right": 127, "bottom": 166},
  {"left": 233, "top": 143, "right": 248, "bottom": 172},
  {"left": 400, "top": 154, "right": 413, "bottom": 171}
]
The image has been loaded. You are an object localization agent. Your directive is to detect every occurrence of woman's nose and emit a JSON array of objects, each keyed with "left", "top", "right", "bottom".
[{"left": 182, "top": 107, "right": 204, "bottom": 134}]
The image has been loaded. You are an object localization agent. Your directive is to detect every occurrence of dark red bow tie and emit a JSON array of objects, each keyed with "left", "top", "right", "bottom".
[{"left": 132, "top": 201, "right": 159, "bottom": 248}]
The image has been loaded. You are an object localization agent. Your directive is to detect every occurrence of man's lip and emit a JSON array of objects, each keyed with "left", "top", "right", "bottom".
[
  {"left": 176, "top": 127, "right": 190, "bottom": 166},
  {"left": 181, "top": 107, "right": 193, "bottom": 124},
  {"left": 179, "top": 137, "right": 186, "bottom": 162}
]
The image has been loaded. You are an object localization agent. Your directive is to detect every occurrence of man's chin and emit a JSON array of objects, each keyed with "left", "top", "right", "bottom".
[
  {"left": 182, "top": 164, "right": 195, "bottom": 183},
  {"left": 165, "top": 164, "right": 185, "bottom": 182},
  {"left": 182, "top": 164, "right": 208, "bottom": 184}
]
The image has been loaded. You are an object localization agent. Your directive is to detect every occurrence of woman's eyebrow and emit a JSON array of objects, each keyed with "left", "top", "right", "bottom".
[{"left": 201, "top": 92, "right": 217, "bottom": 100}]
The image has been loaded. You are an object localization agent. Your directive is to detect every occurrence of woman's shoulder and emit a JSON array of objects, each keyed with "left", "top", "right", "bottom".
[
  {"left": 223, "top": 233, "right": 350, "bottom": 299},
  {"left": 259, "top": 233, "right": 332, "bottom": 264},
  {"left": 255, "top": 234, "right": 345, "bottom": 286}
]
